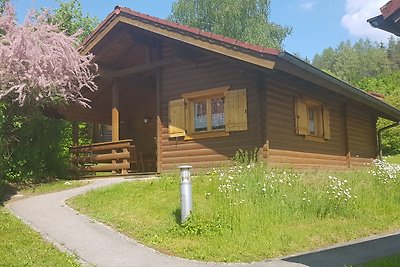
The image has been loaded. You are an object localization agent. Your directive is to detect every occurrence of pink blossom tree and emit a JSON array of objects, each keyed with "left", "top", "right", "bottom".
[{"left": 0, "top": 4, "right": 97, "bottom": 108}]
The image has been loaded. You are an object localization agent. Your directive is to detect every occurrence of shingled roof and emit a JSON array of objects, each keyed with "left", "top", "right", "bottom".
[{"left": 82, "top": 6, "right": 280, "bottom": 58}]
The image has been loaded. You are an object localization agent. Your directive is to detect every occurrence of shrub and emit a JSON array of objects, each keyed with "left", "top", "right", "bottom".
[{"left": 0, "top": 102, "right": 73, "bottom": 184}]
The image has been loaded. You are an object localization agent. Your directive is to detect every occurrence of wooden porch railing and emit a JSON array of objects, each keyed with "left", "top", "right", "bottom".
[{"left": 70, "top": 139, "right": 136, "bottom": 175}]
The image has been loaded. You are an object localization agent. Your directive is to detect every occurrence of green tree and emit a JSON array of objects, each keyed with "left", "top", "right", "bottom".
[
  {"left": 313, "top": 39, "right": 393, "bottom": 85},
  {"left": 51, "top": 0, "right": 98, "bottom": 41},
  {"left": 0, "top": 103, "right": 73, "bottom": 183},
  {"left": 0, "top": 1, "right": 98, "bottom": 183},
  {"left": 387, "top": 36, "right": 400, "bottom": 70},
  {"left": 355, "top": 73, "right": 400, "bottom": 155},
  {"left": 0, "top": 0, "right": 8, "bottom": 13},
  {"left": 168, "top": 0, "right": 292, "bottom": 50},
  {"left": 312, "top": 39, "right": 400, "bottom": 155}
]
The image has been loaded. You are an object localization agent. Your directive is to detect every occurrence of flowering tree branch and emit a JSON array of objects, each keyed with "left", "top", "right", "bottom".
[{"left": 0, "top": 4, "right": 97, "bottom": 108}]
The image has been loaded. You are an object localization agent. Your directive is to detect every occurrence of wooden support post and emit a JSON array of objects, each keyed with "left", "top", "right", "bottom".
[
  {"left": 112, "top": 148, "right": 117, "bottom": 174},
  {"left": 111, "top": 82, "right": 119, "bottom": 174},
  {"left": 346, "top": 151, "right": 352, "bottom": 168},
  {"left": 156, "top": 43, "right": 163, "bottom": 173},
  {"left": 262, "top": 140, "right": 270, "bottom": 164},
  {"left": 112, "top": 82, "right": 119, "bottom": 142},
  {"left": 121, "top": 147, "right": 129, "bottom": 174},
  {"left": 259, "top": 74, "right": 267, "bottom": 146}
]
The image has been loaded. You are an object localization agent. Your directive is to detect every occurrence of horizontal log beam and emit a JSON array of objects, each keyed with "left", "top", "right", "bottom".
[
  {"left": 98, "top": 57, "right": 182, "bottom": 78},
  {"left": 70, "top": 140, "right": 133, "bottom": 153},
  {"left": 72, "top": 151, "right": 130, "bottom": 164},
  {"left": 267, "top": 149, "right": 347, "bottom": 161},
  {"left": 268, "top": 155, "right": 347, "bottom": 166},
  {"left": 84, "top": 162, "right": 130, "bottom": 172}
]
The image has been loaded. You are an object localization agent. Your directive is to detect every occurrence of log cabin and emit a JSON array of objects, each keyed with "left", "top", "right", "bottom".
[
  {"left": 368, "top": 0, "right": 400, "bottom": 36},
  {"left": 63, "top": 6, "right": 400, "bottom": 174}
]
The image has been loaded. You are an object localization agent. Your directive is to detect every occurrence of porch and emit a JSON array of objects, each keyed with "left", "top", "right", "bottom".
[
  {"left": 70, "top": 139, "right": 157, "bottom": 175},
  {"left": 64, "top": 71, "right": 159, "bottom": 175},
  {"left": 57, "top": 22, "right": 169, "bottom": 175}
]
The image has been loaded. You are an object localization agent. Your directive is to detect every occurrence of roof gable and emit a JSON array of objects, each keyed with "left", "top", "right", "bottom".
[{"left": 82, "top": 6, "right": 278, "bottom": 70}]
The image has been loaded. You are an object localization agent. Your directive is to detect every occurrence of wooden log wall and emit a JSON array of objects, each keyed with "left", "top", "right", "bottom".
[
  {"left": 262, "top": 145, "right": 375, "bottom": 169},
  {"left": 261, "top": 72, "right": 377, "bottom": 168},
  {"left": 158, "top": 42, "right": 378, "bottom": 171},
  {"left": 159, "top": 44, "right": 377, "bottom": 171},
  {"left": 264, "top": 76, "right": 347, "bottom": 156},
  {"left": 262, "top": 146, "right": 348, "bottom": 169},
  {"left": 261, "top": 145, "right": 373, "bottom": 169},
  {"left": 159, "top": 42, "right": 264, "bottom": 171},
  {"left": 346, "top": 104, "right": 378, "bottom": 158}
]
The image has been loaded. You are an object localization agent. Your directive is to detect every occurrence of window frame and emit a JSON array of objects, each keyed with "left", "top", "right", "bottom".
[
  {"left": 168, "top": 86, "right": 248, "bottom": 140},
  {"left": 182, "top": 86, "right": 230, "bottom": 139},
  {"left": 304, "top": 99, "right": 324, "bottom": 138},
  {"left": 295, "top": 97, "right": 330, "bottom": 142}
]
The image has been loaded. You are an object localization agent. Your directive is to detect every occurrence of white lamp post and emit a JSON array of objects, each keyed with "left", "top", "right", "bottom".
[{"left": 179, "top": 165, "right": 192, "bottom": 223}]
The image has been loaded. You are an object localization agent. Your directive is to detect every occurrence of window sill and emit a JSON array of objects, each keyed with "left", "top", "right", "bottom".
[
  {"left": 304, "top": 135, "right": 325, "bottom": 143},
  {"left": 184, "top": 131, "right": 230, "bottom": 140}
]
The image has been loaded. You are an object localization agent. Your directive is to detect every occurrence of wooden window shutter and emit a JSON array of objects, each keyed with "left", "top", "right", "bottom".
[
  {"left": 168, "top": 99, "right": 186, "bottom": 137},
  {"left": 225, "top": 89, "right": 248, "bottom": 131},
  {"left": 295, "top": 98, "right": 308, "bottom": 135},
  {"left": 323, "top": 106, "right": 331, "bottom": 140}
]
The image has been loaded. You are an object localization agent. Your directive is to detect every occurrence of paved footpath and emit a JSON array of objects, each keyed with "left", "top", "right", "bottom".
[{"left": 6, "top": 178, "right": 400, "bottom": 267}]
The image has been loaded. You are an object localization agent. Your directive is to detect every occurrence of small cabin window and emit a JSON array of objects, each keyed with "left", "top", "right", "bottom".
[
  {"left": 211, "top": 97, "right": 225, "bottom": 130},
  {"left": 194, "top": 100, "right": 208, "bottom": 132},
  {"left": 295, "top": 97, "right": 330, "bottom": 141},
  {"left": 193, "top": 97, "right": 225, "bottom": 132},
  {"left": 168, "top": 86, "right": 247, "bottom": 140},
  {"left": 308, "top": 108, "right": 316, "bottom": 135}
]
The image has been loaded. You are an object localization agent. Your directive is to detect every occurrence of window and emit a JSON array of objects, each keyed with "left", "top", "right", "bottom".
[
  {"left": 211, "top": 98, "right": 225, "bottom": 130},
  {"left": 295, "top": 97, "right": 330, "bottom": 141},
  {"left": 168, "top": 86, "right": 247, "bottom": 139},
  {"left": 193, "top": 97, "right": 225, "bottom": 132},
  {"left": 308, "top": 108, "right": 316, "bottom": 135}
]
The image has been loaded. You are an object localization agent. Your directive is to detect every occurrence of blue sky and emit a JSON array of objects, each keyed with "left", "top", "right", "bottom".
[{"left": 12, "top": 0, "right": 395, "bottom": 60}]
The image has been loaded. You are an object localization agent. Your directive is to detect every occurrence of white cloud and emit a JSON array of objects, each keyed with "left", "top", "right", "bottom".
[
  {"left": 341, "top": 0, "right": 394, "bottom": 42},
  {"left": 300, "top": 1, "right": 316, "bottom": 11}
]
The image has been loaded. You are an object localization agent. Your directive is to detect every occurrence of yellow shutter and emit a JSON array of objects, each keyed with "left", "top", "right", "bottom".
[
  {"left": 295, "top": 98, "right": 308, "bottom": 135},
  {"left": 323, "top": 106, "right": 331, "bottom": 140},
  {"left": 225, "top": 89, "right": 247, "bottom": 131},
  {"left": 168, "top": 99, "right": 186, "bottom": 137}
]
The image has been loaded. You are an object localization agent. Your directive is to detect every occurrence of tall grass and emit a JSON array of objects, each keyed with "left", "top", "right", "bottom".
[{"left": 70, "top": 157, "right": 400, "bottom": 262}]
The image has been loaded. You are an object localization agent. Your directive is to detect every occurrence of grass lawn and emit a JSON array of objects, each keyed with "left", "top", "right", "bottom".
[
  {"left": 357, "top": 253, "right": 400, "bottom": 267},
  {"left": 0, "top": 207, "right": 80, "bottom": 267},
  {"left": 69, "top": 158, "right": 400, "bottom": 263},
  {"left": 0, "top": 179, "right": 89, "bottom": 267},
  {"left": 384, "top": 154, "right": 400, "bottom": 164}
]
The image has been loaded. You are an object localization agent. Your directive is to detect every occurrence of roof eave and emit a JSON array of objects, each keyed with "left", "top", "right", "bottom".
[
  {"left": 276, "top": 52, "right": 400, "bottom": 122},
  {"left": 368, "top": 15, "right": 400, "bottom": 36},
  {"left": 81, "top": 8, "right": 119, "bottom": 50}
]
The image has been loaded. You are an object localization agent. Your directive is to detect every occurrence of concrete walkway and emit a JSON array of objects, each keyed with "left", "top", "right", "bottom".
[{"left": 6, "top": 178, "right": 400, "bottom": 267}]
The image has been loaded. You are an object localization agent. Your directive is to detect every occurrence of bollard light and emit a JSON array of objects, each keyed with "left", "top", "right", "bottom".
[{"left": 179, "top": 165, "right": 192, "bottom": 223}]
